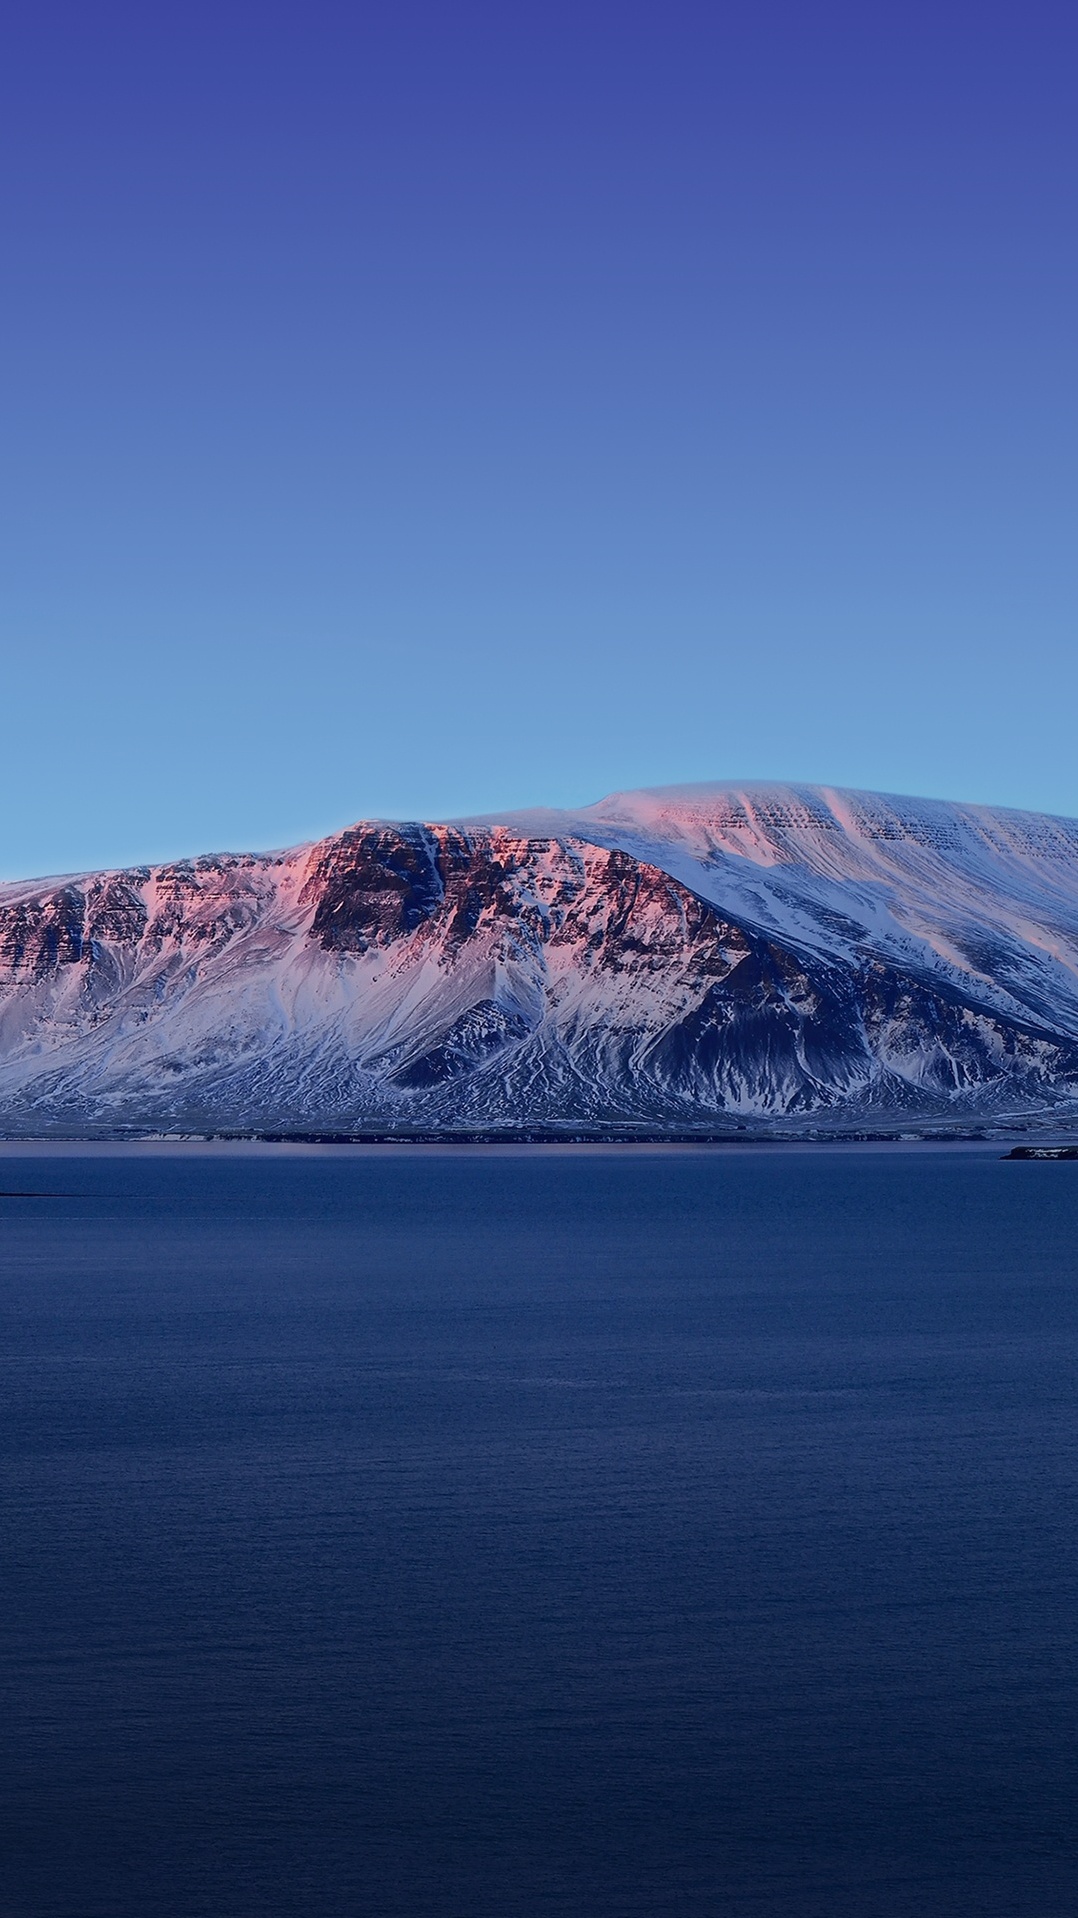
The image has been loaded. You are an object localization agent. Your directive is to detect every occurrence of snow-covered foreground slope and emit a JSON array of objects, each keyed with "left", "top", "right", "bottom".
[{"left": 5, "top": 783, "right": 1078, "bottom": 1135}]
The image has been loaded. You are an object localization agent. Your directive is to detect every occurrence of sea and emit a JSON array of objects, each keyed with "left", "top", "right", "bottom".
[{"left": 1, "top": 1143, "right": 1076, "bottom": 1917}]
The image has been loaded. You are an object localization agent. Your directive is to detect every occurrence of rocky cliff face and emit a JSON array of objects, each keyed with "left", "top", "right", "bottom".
[{"left": 4, "top": 784, "right": 1078, "bottom": 1134}]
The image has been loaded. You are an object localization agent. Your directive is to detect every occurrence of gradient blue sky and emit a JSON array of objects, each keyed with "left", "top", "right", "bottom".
[{"left": 2, "top": 1, "right": 1076, "bottom": 877}]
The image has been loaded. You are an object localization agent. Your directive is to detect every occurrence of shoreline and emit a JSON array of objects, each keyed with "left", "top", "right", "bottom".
[{"left": 1, "top": 1130, "right": 1076, "bottom": 1159}]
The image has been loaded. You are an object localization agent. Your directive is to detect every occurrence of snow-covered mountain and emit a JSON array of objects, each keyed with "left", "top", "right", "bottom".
[{"left": 5, "top": 782, "right": 1078, "bottom": 1136}]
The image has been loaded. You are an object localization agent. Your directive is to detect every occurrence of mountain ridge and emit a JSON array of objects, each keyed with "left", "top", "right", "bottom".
[{"left": 4, "top": 783, "right": 1078, "bottom": 1137}]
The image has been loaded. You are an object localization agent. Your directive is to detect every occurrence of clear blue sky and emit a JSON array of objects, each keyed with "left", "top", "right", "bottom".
[{"left": 2, "top": 2, "right": 1076, "bottom": 877}]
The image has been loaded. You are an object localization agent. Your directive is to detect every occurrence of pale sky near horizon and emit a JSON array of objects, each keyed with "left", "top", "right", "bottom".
[{"left": 2, "top": 2, "right": 1077, "bottom": 878}]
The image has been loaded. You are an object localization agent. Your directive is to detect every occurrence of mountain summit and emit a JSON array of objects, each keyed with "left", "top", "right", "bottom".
[{"left": 4, "top": 783, "right": 1078, "bottom": 1136}]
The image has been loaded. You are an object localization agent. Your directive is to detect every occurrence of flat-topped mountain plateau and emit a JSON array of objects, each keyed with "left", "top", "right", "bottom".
[{"left": 6, "top": 782, "right": 1078, "bottom": 1137}]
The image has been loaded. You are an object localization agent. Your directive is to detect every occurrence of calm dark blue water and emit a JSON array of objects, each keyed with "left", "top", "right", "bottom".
[{"left": 1, "top": 1145, "right": 1077, "bottom": 1917}]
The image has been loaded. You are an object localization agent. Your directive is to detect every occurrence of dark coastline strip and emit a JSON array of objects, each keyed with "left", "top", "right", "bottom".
[{"left": 1003, "top": 1146, "right": 1078, "bottom": 1160}]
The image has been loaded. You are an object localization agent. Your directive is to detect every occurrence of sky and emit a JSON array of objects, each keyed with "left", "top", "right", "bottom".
[{"left": 2, "top": 1, "right": 1076, "bottom": 878}]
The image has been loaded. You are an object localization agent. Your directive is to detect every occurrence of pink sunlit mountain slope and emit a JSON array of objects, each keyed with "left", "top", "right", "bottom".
[{"left": 4, "top": 783, "right": 1078, "bottom": 1136}]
